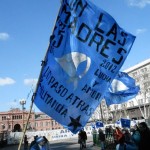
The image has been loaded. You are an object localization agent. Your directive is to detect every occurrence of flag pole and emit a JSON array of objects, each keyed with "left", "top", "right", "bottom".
[
  {"left": 135, "top": 97, "right": 145, "bottom": 119},
  {"left": 123, "top": 104, "right": 129, "bottom": 119},
  {"left": 17, "top": 1, "right": 62, "bottom": 150},
  {"left": 100, "top": 102, "right": 104, "bottom": 122},
  {"left": 17, "top": 94, "right": 35, "bottom": 150}
]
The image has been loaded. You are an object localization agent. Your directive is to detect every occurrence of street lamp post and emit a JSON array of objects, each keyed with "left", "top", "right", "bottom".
[
  {"left": 6, "top": 116, "right": 10, "bottom": 132},
  {"left": 19, "top": 99, "right": 26, "bottom": 131}
]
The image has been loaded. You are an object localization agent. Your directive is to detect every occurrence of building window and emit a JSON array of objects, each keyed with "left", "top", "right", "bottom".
[
  {"left": 143, "top": 74, "right": 148, "bottom": 80},
  {"left": 129, "top": 101, "right": 134, "bottom": 107},
  {"left": 40, "top": 122, "right": 43, "bottom": 127},
  {"left": 121, "top": 103, "right": 127, "bottom": 108},
  {"left": 55, "top": 121, "right": 58, "bottom": 125},
  {"left": 9, "top": 124, "right": 11, "bottom": 129},
  {"left": 141, "top": 67, "right": 147, "bottom": 73},
  {"left": 2, "top": 116, "right": 6, "bottom": 120},
  {"left": 114, "top": 105, "right": 118, "bottom": 110},
  {"left": 132, "top": 72, "right": 137, "bottom": 77},
  {"left": 2, "top": 124, "right": 5, "bottom": 129},
  {"left": 45, "top": 122, "right": 48, "bottom": 126},
  {"left": 35, "top": 123, "right": 38, "bottom": 127},
  {"left": 138, "top": 99, "right": 143, "bottom": 104}
]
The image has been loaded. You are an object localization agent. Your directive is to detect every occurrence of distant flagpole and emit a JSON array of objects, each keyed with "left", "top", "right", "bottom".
[
  {"left": 17, "top": 2, "right": 62, "bottom": 150},
  {"left": 135, "top": 97, "right": 145, "bottom": 119},
  {"left": 100, "top": 102, "right": 104, "bottom": 122},
  {"left": 123, "top": 104, "right": 128, "bottom": 118}
]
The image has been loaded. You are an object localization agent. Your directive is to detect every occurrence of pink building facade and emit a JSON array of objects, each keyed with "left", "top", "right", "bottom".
[{"left": 0, "top": 108, "right": 63, "bottom": 135}]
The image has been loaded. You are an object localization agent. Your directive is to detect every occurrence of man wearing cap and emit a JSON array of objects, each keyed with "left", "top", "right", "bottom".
[{"left": 30, "top": 136, "right": 46, "bottom": 150}]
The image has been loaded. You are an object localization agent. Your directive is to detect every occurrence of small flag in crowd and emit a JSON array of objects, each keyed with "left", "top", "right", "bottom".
[
  {"left": 105, "top": 72, "right": 140, "bottom": 106},
  {"left": 115, "top": 119, "right": 122, "bottom": 127},
  {"left": 91, "top": 123, "right": 96, "bottom": 129},
  {"left": 96, "top": 121, "right": 104, "bottom": 128},
  {"left": 34, "top": 0, "right": 136, "bottom": 133},
  {"left": 131, "top": 119, "right": 137, "bottom": 126},
  {"left": 120, "top": 118, "right": 131, "bottom": 128},
  {"left": 116, "top": 119, "right": 121, "bottom": 125}
]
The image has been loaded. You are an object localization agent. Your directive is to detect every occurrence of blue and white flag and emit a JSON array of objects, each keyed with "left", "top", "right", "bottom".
[
  {"left": 34, "top": 0, "right": 135, "bottom": 133},
  {"left": 96, "top": 121, "right": 104, "bottom": 128},
  {"left": 116, "top": 119, "right": 121, "bottom": 125},
  {"left": 120, "top": 118, "right": 131, "bottom": 128},
  {"left": 105, "top": 72, "right": 140, "bottom": 106},
  {"left": 91, "top": 123, "right": 96, "bottom": 129},
  {"left": 131, "top": 119, "right": 137, "bottom": 126}
]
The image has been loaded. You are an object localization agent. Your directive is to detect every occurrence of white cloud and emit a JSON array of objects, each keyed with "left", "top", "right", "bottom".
[
  {"left": 24, "top": 78, "right": 38, "bottom": 87},
  {"left": 0, "top": 32, "right": 10, "bottom": 41},
  {"left": 136, "top": 28, "right": 147, "bottom": 35},
  {"left": 0, "top": 77, "right": 16, "bottom": 86},
  {"left": 127, "top": 0, "right": 150, "bottom": 8}
]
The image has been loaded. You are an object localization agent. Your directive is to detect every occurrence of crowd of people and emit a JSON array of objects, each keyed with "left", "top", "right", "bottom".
[
  {"left": 24, "top": 129, "right": 88, "bottom": 150},
  {"left": 21, "top": 121, "right": 150, "bottom": 150},
  {"left": 96, "top": 121, "right": 150, "bottom": 150}
]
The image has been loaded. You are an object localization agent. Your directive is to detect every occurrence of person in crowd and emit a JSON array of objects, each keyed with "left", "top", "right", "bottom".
[
  {"left": 138, "top": 122, "right": 150, "bottom": 150},
  {"left": 92, "top": 127, "right": 97, "bottom": 146},
  {"left": 78, "top": 128, "right": 87, "bottom": 148},
  {"left": 98, "top": 128, "right": 105, "bottom": 150},
  {"left": 122, "top": 128, "right": 131, "bottom": 144},
  {"left": 116, "top": 134, "right": 138, "bottom": 150},
  {"left": 116, "top": 135, "right": 126, "bottom": 150},
  {"left": 43, "top": 136, "right": 51, "bottom": 150},
  {"left": 24, "top": 135, "right": 28, "bottom": 150},
  {"left": 30, "top": 136, "right": 46, "bottom": 150},
  {"left": 105, "top": 126, "right": 109, "bottom": 138},
  {"left": 114, "top": 127, "right": 124, "bottom": 144},
  {"left": 131, "top": 124, "right": 141, "bottom": 147},
  {"left": 122, "top": 128, "right": 138, "bottom": 150},
  {"left": 30, "top": 135, "right": 38, "bottom": 149}
]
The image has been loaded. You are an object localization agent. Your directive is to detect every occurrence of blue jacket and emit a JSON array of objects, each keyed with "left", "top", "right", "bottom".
[{"left": 30, "top": 143, "right": 41, "bottom": 150}]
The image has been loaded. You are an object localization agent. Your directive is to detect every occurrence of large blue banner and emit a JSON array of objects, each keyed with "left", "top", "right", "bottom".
[{"left": 34, "top": 0, "right": 135, "bottom": 133}]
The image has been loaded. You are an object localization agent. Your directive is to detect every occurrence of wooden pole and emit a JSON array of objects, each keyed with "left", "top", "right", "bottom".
[
  {"left": 17, "top": 95, "right": 34, "bottom": 150},
  {"left": 135, "top": 97, "right": 145, "bottom": 119},
  {"left": 17, "top": 2, "right": 62, "bottom": 150}
]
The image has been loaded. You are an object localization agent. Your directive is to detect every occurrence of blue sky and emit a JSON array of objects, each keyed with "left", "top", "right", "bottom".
[{"left": 0, "top": 0, "right": 150, "bottom": 112}]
